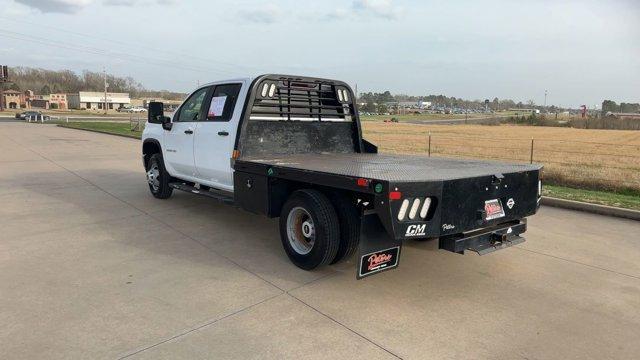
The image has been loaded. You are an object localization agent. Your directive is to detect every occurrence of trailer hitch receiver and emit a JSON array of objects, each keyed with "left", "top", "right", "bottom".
[{"left": 439, "top": 220, "right": 527, "bottom": 256}]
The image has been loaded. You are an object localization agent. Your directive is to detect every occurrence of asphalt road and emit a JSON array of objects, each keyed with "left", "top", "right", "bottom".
[{"left": 2, "top": 122, "right": 639, "bottom": 359}]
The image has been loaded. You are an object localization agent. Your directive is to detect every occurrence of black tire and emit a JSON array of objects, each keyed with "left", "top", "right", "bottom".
[
  {"left": 329, "top": 193, "right": 361, "bottom": 264},
  {"left": 279, "top": 189, "right": 340, "bottom": 270},
  {"left": 146, "top": 153, "right": 173, "bottom": 199}
]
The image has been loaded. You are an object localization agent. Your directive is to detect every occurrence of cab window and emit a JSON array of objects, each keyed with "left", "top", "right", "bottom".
[
  {"left": 176, "top": 87, "right": 209, "bottom": 122},
  {"left": 205, "top": 83, "right": 242, "bottom": 122}
]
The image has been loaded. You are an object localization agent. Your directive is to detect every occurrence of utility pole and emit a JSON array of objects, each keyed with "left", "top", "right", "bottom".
[
  {"left": 0, "top": 82, "right": 4, "bottom": 112},
  {"left": 0, "top": 65, "right": 8, "bottom": 112},
  {"left": 544, "top": 90, "right": 547, "bottom": 109},
  {"left": 0, "top": 79, "right": 4, "bottom": 112},
  {"left": 103, "top": 68, "right": 108, "bottom": 115}
]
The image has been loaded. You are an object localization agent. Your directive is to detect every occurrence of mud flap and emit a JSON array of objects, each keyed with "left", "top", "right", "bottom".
[{"left": 356, "top": 212, "right": 402, "bottom": 279}]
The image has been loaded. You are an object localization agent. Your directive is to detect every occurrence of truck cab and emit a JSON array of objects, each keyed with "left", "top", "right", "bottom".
[
  {"left": 143, "top": 78, "right": 250, "bottom": 192},
  {"left": 142, "top": 74, "right": 542, "bottom": 279}
]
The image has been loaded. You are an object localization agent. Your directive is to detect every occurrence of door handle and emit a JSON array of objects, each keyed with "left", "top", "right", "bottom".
[
  {"left": 184, "top": 129, "right": 194, "bottom": 134},
  {"left": 218, "top": 131, "right": 229, "bottom": 136}
]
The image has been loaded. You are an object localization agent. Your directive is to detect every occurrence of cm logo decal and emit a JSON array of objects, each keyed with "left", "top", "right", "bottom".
[{"left": 405, "top": 224, "right": 426, "bottom": 237}]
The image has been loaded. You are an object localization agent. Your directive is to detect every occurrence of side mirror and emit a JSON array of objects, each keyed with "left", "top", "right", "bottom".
[
  {"left": 148, "top": 101, "right": 164, "bottom": 123},
  {"left": 148, "top": 101, "right": 172, "bottom": 130}
]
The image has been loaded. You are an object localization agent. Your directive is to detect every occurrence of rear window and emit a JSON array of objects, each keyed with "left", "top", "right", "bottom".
[
  {"left": 249, "top": 79, "right": 354, "bottom": 122},
  {"left": 206, "top": 83, "right": 241, "bottom": 122}
]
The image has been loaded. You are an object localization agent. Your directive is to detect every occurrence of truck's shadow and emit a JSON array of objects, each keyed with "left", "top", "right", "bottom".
[{"left": 27, "top": 168, "right": 346, "bottom": 290}]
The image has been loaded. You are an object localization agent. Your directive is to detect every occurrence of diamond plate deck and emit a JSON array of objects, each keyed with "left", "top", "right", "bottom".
[{"left": 240, "top": 153, "right": 541, "bottom": 182}]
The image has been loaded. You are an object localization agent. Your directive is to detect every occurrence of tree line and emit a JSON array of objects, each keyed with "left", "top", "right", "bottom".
[
  {"left": 357, "top": 91, "right": 556, "bottom": 113},
  {"left": 4, "top": 66, "right": 186, "bottom": 101},
  {"left": 601, "top": 100, "right": 640, "bottom": 114}
]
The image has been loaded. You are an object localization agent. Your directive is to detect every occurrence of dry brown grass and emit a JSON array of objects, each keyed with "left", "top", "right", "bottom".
[{"left": 362, "top": 122, "right": 640, "bottom": 194}]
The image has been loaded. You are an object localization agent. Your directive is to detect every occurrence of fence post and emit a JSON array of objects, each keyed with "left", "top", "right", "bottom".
[
  {"left": 428, "top": 131, "right": 432, "bottom": 157},
  {"left": 530, "top": 138, "right": 534, "bottom": 164},
  {"left": 66, "top": 116, "right": 69, "bottom": 123}
]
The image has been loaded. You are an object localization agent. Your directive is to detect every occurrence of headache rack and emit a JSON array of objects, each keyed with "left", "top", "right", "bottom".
[{"left": 249, "top": 77, "right": 355, "bottom": 122}]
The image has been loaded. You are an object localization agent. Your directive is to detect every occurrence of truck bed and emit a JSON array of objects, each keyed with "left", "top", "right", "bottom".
[{"left": 239, "top": 153, "right": 541, "bottom": 182}]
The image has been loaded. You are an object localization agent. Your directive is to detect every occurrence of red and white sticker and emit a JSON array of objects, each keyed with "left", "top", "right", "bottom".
[
  {"left": 358, "top": 247, "right": 400, "bottom": 278},
  {"left": 485, "top": 199, "right": 506, "bottom": 220}
]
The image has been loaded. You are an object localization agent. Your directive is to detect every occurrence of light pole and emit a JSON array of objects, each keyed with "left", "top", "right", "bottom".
[
  {"left": 0, "top": 65, "right": 8, "bottom": 112},
  {"left": 103, "top": 68, "right": 109, "bottom": 115}
]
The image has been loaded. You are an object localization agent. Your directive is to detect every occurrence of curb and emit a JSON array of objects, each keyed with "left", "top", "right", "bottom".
[
  {"left": 57, "top": 124, "right": 141, "bottom": 140},
  {"left": 541, "top": 196, "right": 640, "bottom": 221}
]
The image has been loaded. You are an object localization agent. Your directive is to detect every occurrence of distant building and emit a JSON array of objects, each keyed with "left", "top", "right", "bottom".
[
  {"left": 605, "top": 112, "right": 640, "bottom": 120},
  {"left": 418, "top": 101, "right": 431, "bottom": 109},
  {"left": 49, "top": 93, "right": 68, "bottom": 110},
  {"left": 139, "top": 98, "right": 183, "bottom": 111},
  {"left": 1, "top": 90, "right": 23, "bottom": 109},
  {"left": 397, "top": 101, "right": 416, "bottom": 108},
  {"left": 509, "top": 108, "right": 540, "bottom": 115},
  {"left": 31, "top": 94, "right": 50, "bottom": 109},
  {"left": 68, "top": 92, "right": 130, "bottom": 110}
]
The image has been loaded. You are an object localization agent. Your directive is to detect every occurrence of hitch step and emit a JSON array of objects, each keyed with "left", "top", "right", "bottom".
[
  {"left": 439, "top": 220, "right": 526, "bottom": 255},
  {"left": 475, "top": 235, "right": 525, "bottom": 255}
]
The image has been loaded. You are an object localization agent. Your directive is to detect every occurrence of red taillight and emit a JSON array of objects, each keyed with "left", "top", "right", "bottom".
[
  {"left": 389, "top": 191, "right": 402, "bottom": 200},
  {"left": 356, "top": 178, "right": 369, "bottom": 187}
]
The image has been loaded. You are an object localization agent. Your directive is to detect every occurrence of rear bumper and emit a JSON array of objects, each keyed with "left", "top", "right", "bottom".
[
  {"left": 438, "top": 219, "right": 527, "bottom": 255},
  {"left": 356, "top": 213, "right": 528, "bottom": 279}
]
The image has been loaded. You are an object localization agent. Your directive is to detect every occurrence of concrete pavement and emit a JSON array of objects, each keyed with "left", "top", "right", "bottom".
[{"left": 1, "top": 122, "right": 639, "bottom": 359}]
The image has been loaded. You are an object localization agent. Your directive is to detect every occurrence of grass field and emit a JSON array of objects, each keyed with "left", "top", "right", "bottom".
[
  {"left": 56, "top": 121, "right": 640, "bottom": 209},
  {"left": 362, "top": 122, "right": 640, "bottom": 195},
  {"left": 359, "top": 112, "right": 516, "bottom": 122},
  {"left": 59, "top": 121, "right": 142, "bottom": 138},
  {"left": 543, "top": 184, "right": 640, "bottom": 210}
]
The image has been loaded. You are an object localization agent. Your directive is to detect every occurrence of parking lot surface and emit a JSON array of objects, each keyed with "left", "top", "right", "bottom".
[{"left": 1, "top": 122, "right": 639, "bottom": 359}]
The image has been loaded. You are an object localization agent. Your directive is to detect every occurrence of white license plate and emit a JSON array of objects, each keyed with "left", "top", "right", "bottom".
[{"left": 484, "top": 199, "right": 505, "bottom": 220}]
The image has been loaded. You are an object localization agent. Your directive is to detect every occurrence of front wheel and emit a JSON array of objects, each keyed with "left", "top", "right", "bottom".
[
  {"left": 279, "top": 189, "right": 340, "bottom": 270},
  {"left": 146, "top": 153, "right": 173, "bottom": 199}
]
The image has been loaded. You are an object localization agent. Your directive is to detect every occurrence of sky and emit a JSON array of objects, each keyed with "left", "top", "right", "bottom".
[{"left": 0, "top": 0, "right": 638, "bottom": 108}]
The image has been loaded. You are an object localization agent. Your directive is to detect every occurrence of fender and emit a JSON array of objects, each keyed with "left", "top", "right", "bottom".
[{"left": 142, "top": 138, "right": 162, "bottom": 168}]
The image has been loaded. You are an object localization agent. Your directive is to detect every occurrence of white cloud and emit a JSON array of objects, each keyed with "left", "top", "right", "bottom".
[
  {"left": 238, "top": 3, "right": 281, "bottom": 24},
  {"left": 103, "top": 0, "right": 174, "bottom": 6},
  {"left": 14, "top": 0, "right": 93, "bottom": 14},
  {"left": 103, "top": 0, "right": 132, "bottom": 5},
  {"left": 352, "top": 0, "right": 403, "bottom": 20}
]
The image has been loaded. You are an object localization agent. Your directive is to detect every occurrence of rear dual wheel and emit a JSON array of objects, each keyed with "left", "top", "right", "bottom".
[{"left": 279, "top": 189, "right": 360, "bottom": 270}]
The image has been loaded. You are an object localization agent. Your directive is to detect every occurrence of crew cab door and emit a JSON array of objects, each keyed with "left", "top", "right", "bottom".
[
  {"left": 163, "top": 86, "right": 210, "bottom": 177},
  {"left": 193, "top": 82, "right": 244, "bottom": 191}
]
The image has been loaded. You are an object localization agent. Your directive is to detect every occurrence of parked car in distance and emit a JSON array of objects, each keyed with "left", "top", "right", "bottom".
[
  {"left": 116, "top": 106, "right": 146, "bottom": 113},
  {"left": 15, "top": 111, "right": 50, "bottom": 121},
  {"left": 127, "top": 106, "right": 147, "bottom": 113}
]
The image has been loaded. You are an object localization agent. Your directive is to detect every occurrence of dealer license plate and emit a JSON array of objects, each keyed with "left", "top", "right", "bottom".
[{"left": 484, "top": 199, "right": 505, "bottom": 220}]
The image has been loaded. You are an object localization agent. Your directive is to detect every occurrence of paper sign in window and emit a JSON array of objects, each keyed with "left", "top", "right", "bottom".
[{"left": 208, "top": 96, "right": 227, "bottom": 118}]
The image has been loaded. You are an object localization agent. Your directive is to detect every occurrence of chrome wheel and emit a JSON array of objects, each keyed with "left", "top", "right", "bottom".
[
  {"left": 147, "top": 160, "right": 160, "bottom": 191},
  {"left": 286, "top": 207, "right": 315, "bottom": 255}
]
